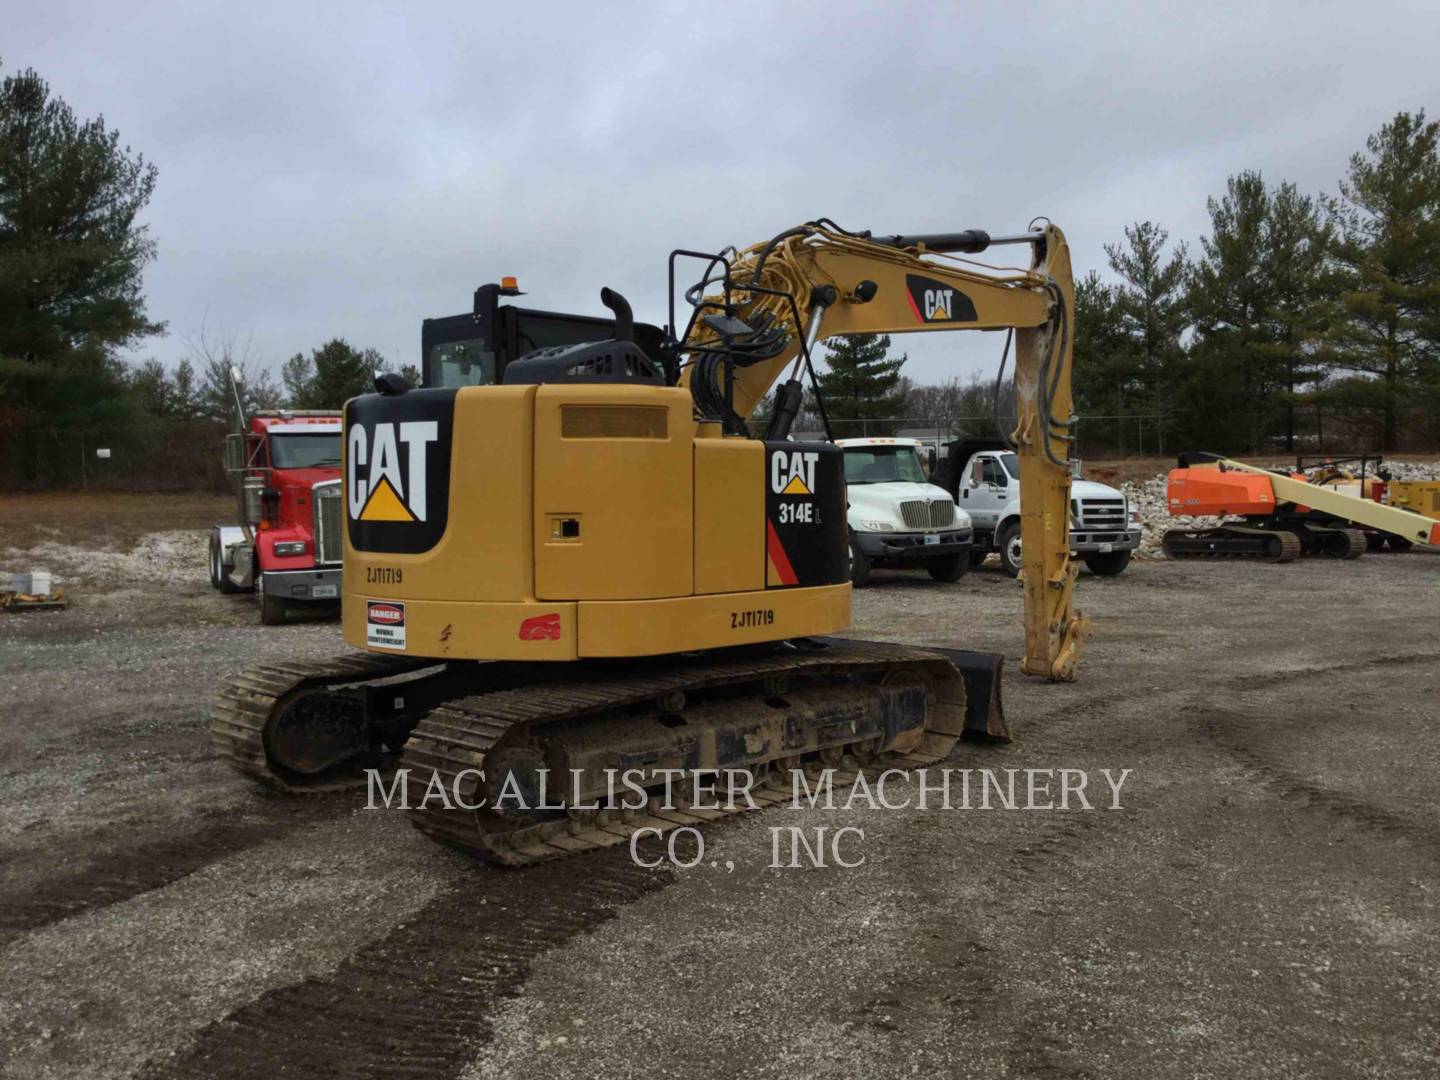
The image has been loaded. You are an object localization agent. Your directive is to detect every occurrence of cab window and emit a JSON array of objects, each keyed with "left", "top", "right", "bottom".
[
  {"left": 843, "top": 446, "right": 927, "bottom": 484},
  {"left": 269, "top": 433, "right": 342, "bottom": 469},
  {"left": 428, "top": 340, "right": 496, "bottom": 388},
  {"left": 980, "top": 457, "right": 1008, "bottom": 487}
]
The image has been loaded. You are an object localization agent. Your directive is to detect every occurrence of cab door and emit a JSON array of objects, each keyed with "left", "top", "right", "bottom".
[
  {"left": 961, "top": 454, "right": 1007, "bottom": 529},
  {"left": 532, "top": 384, "right": 694, "bottom": 601}
]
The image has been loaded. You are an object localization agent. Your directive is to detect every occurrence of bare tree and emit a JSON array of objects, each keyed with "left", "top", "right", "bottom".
[{"left": 185, "top": 324, "right": 283, "bottom": 424}]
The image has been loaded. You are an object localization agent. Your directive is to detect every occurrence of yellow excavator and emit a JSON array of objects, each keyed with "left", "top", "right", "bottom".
[{"left": 212, "top": 219, "right": 1089, "bottom": 864}]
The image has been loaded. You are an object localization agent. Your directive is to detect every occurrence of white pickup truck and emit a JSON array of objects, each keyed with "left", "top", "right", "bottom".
[
  {"left": 839, "top": 438, "right": 974, "bottom": 586},
  {"left": 934, "top": 438, "right": 1142, "bottom": 577}
]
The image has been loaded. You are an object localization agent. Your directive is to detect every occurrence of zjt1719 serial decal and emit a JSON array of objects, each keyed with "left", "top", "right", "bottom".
[{"left": 731, "top": 608, "right": 775, "bottom": 629}]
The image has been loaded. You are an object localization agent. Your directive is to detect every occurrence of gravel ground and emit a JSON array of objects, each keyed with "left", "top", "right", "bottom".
[{"left": 0, "top": 521, "right": 1437, "bottom": 1079}]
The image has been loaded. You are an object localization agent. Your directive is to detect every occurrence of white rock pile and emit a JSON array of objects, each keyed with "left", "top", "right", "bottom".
[{"left": 0, "top": 529, "right": 207, "bottom": 590}]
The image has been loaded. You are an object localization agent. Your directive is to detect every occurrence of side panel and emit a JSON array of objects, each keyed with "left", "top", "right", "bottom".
[
  {"left": 578, "top": 585, "right": 850, "bottom": 658},
  {"left": 694, "top": 439, "right": 765, "bottom": 595},
  {"left": 341, "top": 597, "right": 578, "bottom": 660},
  {"left": 1387, "top": 480, "right": 1440, "bottom": 521},
  {"left": 764, "top": 441, "right": 847, "bottom": 588},
  {"left": 346, "top": 388, "right": 456, "bottom": 555},
  {"left": 1166, "top": 467, "right": 1275, "bottom": 517},
  {"left": 533, "top": 384, "right": 695, "bottom": 601},
  {"left": 343, "top": 385, "right": 536, "bottom": 629}
]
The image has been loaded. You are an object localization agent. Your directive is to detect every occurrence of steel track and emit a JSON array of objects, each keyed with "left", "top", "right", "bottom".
[{"left": 212, "top": 641, "right": 971, "bottom": 865}]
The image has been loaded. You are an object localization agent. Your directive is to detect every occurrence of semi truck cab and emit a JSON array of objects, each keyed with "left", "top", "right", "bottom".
[{"left": 209, "top": 412, "right": 345, "bottom": 623}]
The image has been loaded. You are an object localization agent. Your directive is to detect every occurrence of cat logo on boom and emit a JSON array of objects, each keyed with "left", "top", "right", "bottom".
[
  {"left": 771, "top": 450, "right": 819, "bottom": 496},
  {"left": 925, "top": 289, "right": 956, "bottom": 320},
  {"left": 348, "top": 421, "right": 439, "bottom": 523},
  {"left": 905, "top": 273, "right": 978, "bottom": 325}
]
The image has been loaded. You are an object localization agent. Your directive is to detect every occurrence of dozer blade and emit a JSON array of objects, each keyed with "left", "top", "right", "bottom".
[{"left": 832, "top": 639, "right": 1007, "bottom": 741}]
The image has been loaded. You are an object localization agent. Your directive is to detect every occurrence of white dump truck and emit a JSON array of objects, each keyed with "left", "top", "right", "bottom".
[
  {"left": 838, "top": 437, "right": 974, "bottom": 586},
  {"left": 933, "top": 438, "right": 1142, "bottom": 577}
]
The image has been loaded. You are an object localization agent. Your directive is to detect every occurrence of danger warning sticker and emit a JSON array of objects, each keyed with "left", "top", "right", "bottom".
[{"left": 366, "top": 600, "right": 407, "bottom": 650}]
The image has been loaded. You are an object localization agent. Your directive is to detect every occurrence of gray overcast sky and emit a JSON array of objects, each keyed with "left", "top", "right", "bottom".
[{"left": 8, "top": 0, "right": 1440, "bottom": 388}]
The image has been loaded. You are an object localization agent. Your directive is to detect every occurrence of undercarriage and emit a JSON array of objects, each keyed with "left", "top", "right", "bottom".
[
  {"left": 211, "top": 639, "right": 1006, "bottom": 866},
  {"left": 1162, "top": 517, "right": 1367, "bottom": 563}
]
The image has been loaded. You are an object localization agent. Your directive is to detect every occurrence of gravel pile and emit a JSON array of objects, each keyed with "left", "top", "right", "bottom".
[
  {"left": 1117, "top": 460, "right": 1439, "bottom": 558},
  {"left": 1378, "top": 460, "right": 1440, "bottom": 481},
  {"left": 0, "top": 529, "right": 207, "bottom": 590}
]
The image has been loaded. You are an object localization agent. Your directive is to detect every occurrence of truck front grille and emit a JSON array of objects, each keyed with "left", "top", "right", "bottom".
[
  {"left": 898, "top": 499, "right": 956, "bottom": 530},
  {"left": 1076, "top": 497, "right": 1126, "bottom": 530},
  {"left": 314, "top": 483, "right": 343, "bottom": 565}
]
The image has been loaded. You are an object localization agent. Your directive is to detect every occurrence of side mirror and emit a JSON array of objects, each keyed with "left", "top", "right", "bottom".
[{"left": 968, "top": 460, "right": 983, "bottom": 488}]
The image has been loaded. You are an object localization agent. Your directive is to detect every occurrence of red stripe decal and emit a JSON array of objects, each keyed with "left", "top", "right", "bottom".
[
  {"left": 766, "top": 519, "right": 799, "bottom": 586},
  {"left": 904, "top": 288, "right": 924, "bottom": 323}
]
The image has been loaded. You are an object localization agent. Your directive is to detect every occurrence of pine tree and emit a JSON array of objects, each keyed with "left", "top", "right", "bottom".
[
  {"left": 1258, "top": 183, "right": 1331, "bottom": 449},
  {"left": 1187, "top": 172, "right": 1329, "bottom": 451},
  {"left": 0, "top": 63, "right": 163, "bottom": 478},
  {"left": 127, "top": 359, "right": 174, "bottom": 418},
  {"left": 1105, "top": 222, "right": 1189, "bottom": 417},
  {"left": 813, "top": 333, "right": 906, "bottom": 436},
  {"left": 171, "top": 359, "right": 200, "bottom": 420},
  {"left": 283, "top": 338, "right": 385, "bottom": 409},
  {"left": 1315, "top": 110, "right": 1440, "bottom": 449}
]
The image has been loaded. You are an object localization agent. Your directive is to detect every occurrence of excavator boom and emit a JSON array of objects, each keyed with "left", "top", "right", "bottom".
[{"left": 678, "top": 222, "right": 1088, "bottom": 679}]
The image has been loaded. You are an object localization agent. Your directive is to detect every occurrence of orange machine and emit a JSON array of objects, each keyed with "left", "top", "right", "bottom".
[
  {"left": 1163, "top": 452, "right": 1439, "bottom": 562},
  {"left": 1168, "top": 467, "right": 1284, "bottom": 517}
]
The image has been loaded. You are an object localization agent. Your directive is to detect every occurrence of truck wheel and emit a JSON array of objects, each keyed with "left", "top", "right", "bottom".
[
  {"left": 997, "top": 521, "right": 1023, "bottom": 579},
  {"left": 1083, "top": 549, "right": 1132, "bottom": 576},
  {"left": 968, "top": 548, "right": 988, "bottom": 568},
  {"left": 848, "top": 540, "right": 872, "bottom": 587},
  {"left": 927, "top": 553, "right": 967, "bottom": 582},
  {"left": 258, "top": 582, "right": 288, "bottom": 625},
  {"left": 210, "top": 533, "right": 240, "bottom": 594}
]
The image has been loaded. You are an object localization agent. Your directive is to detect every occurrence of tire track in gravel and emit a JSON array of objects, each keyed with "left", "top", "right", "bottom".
[
  {"left": 916, "top": 725, "right": 1134, "bottom": 1080},
  {"left": 1223, "top": 650, "right": 1440, "bottom": 691},
  {"left": 1196, "top": 709, "right": 1440, "bottom": 856},
  {"left": 140, "top": 848, "right": 675, "bottom": 1080},
  {"left": 0, "top": 794, "right": 352, "bottom": 947}
]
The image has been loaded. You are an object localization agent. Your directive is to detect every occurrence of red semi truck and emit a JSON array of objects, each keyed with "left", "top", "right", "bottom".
[{"left": 208, "top": 410, "right": 344, "bottom": 623}]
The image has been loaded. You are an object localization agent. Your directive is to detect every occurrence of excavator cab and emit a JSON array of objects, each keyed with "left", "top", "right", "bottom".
[{"left": 420, "top": 280, "right": 667, "bottom": 389}]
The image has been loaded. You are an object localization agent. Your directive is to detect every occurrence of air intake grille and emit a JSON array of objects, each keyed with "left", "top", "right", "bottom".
[
  {"left": 561, "top": 405, "right": 668, "bottom": 439},
  {"left": 314, "top": 483, "right": 343, "bottom": 564},
  {"left": 1077, "top": 497, "right": 1125, "bottom": 529},
  {"left": 898, "top": 499, "right": 956, "bottom": 530}
]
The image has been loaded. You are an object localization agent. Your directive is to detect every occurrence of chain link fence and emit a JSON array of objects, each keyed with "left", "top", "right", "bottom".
[{"left": 0, "top": 419, "right": 232, "bottom": 492}]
